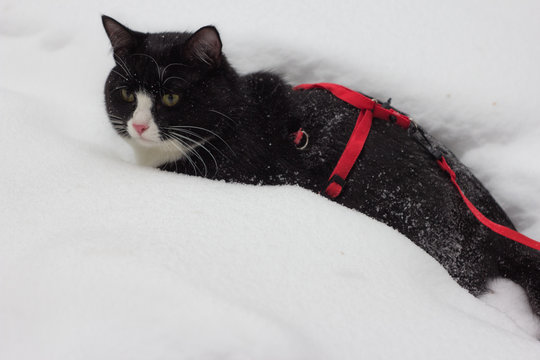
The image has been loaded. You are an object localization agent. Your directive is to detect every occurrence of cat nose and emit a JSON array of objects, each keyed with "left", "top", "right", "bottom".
[{"left": 132, "top": 123, "right": 149, "bottom": 135}]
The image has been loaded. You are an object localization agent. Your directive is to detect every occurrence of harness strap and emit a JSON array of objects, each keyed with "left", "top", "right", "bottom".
[
  {"left": 294, "top": 83, "right": 375, "bottom": 198},
  {"left": 294, "top": 83, "right": 411, "bottom": 198},
  {"left": 293, "top": 82, "right": 540, "bottom": 251},
  {"left": 325, "top": 109, "right": 372, "bottom": 198},
  {"left": 437, "top": 157, "right": 540, "bottom": 251},
  {"left": 294, "top": 83, "right": 411, "bottom": 129}
]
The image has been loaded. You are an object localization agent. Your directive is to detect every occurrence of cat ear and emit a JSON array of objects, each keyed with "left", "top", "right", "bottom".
[
  {"left": 184, "top": 26, "right": 222, "bottom": 67},
  {"left": 102, "top": 15, "right": 137, "bottom": 57}
]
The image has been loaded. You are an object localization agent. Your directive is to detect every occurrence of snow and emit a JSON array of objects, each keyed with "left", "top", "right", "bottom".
[
  {"left": 481, "top": 278, "right": 540, "bottom": 340},
  {"left": 1, "top": 0, "right": 540, "bottom": 358}
]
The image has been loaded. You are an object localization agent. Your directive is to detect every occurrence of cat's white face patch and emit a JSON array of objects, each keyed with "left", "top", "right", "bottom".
[
  {"left": 125, "top": 92, "right": 187, "bottom": 167},
  {"left": 126, "top": 92, "right": 161, "bottom": 145}
]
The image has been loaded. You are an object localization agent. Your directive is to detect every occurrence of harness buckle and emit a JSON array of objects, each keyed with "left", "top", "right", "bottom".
[
  {"left": 324, "top": 174, "right": 346, "bottom": 198},
  {"left": 381, "top": 98, "right": 392, "bottom": 109},
  {"left": 409, "top": 122, "right": 443, "bottom": 160},
  {"left": 328, "top": 174, "right": 346, "bottom": 187}
]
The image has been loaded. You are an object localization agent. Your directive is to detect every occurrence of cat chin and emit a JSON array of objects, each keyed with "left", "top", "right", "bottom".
[
  {"left": 126, "top": 137, "right": 186, "bottom": 168},
  {"left": 130, "top": 136, "right": 162, "bottom": 148}
]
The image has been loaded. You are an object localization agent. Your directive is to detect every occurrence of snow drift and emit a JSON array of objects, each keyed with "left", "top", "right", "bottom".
[{"left": 1, "top": 0, "right": 540, "bottom": 359}]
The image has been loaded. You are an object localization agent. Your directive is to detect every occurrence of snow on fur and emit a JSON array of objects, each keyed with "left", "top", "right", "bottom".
[{"left": 1, "top": 0, "right": 540, "bottom": 359}]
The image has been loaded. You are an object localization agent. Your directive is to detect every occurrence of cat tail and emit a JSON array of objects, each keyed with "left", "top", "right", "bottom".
[{"left": 498, "top": 245, "right": 540, "bottom": 320}]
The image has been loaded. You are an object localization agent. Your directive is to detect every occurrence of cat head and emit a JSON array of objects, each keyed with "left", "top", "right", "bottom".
[{"left": 102, "top": 15, "right": 239, "bottom": 167}]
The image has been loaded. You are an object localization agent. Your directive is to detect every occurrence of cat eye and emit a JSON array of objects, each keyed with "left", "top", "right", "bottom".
[
  {"left": 121, "top": 89, "right": 135, "bottom": 102},
  {"left": 162, "top": 93, "right": 180, "bottom": 107}
]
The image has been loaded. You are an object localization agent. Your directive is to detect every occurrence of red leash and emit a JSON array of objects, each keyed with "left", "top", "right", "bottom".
[
  {"left": 436, "top": 157, "right": 540, "bottom": 251},
  {"left": 293, "top": 82, "right": 540, "bottom": 251}
]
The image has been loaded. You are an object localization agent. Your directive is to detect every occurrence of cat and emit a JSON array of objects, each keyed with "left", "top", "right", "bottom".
[{"left": 102, "top": 15, "right": 540, "bottom": 328}]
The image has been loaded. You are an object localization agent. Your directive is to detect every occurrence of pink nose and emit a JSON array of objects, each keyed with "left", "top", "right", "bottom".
[{"left": 132, "top": 123, "right": 149, "bottom": 135}]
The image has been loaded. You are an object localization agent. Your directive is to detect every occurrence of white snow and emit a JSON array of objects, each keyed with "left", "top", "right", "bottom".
[
  {"left": 481, "top": 278, "right": 540, "bottom": 340},
  {"left": 1, "top": 0, "right": 540, "bottom": 359}
]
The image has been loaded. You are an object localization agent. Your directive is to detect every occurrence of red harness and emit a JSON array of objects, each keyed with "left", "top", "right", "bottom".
[{"left": 293, "top": 82, "right": 540, "bottom": 251}]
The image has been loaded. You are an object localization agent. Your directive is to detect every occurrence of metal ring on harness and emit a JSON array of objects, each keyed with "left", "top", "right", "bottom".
[{"left": 294, "top": 130, "right": 309, "bottom": 150}]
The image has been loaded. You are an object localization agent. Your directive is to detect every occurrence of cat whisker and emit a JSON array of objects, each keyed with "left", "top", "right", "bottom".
[
  {"left": 112, "top": 125, "right": 129, "bottom": 137},
  {"left": 167, "top": 125, "right": 235, "bottom": 156},
  {"left": 113, "top": 54, "right": 134, "bottom": 79},
  {"left": 162, "top": 62, "right": 188, "bottom": 78},
  {"left": 163, "top": 134, "right": 201, "bottom": 176},
  {"left": 167, "top": 132, "right": 219, "bottom": 177},
  {"left": 208, "top": 109, "right": 238, "bottom": 126},
  {"left": 109, "top": 119, "right": 125, "bottom": 125},
  {"left": 164, "top": 133, "right": 207, "bottom": 177},
  {"left": 164, "top": 127, "right": 228, "bottom": 160},
  {"left": 192, "top": 142, "right": 219, "bottom": 178},
  {"left": 163, "top": 62, "right": 187, "bottom": 70},
  {"left": 131, "top": 53, "right": 162, "bottom": 82},
  {"left": 162, "top": 76, "right": 188, "bottom": 86},
  {"left": 111, "top": 70, "right": 129, "bottom": 81},
  {"left": 197, "top": 55, "right": 212, "bottom": 66},
  {"left": 171, "top": 136, "right": 209, "bottom": 177},
  {"left": 112, "top": 86, "right": 129, "bottom": 93}
]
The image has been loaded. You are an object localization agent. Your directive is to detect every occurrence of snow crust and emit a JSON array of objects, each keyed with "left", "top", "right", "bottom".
[{"left": 1, "top": 0, "right": 540, "bottom": 358}]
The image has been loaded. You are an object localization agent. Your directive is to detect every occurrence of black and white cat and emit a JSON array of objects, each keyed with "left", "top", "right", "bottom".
[{"left": 102, "top": 16, "right": 540, "bottom": 332}]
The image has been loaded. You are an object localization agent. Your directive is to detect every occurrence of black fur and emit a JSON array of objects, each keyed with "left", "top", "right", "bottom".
[{"left": 102, "top": 16, "right": 540, "bottom": 320}]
